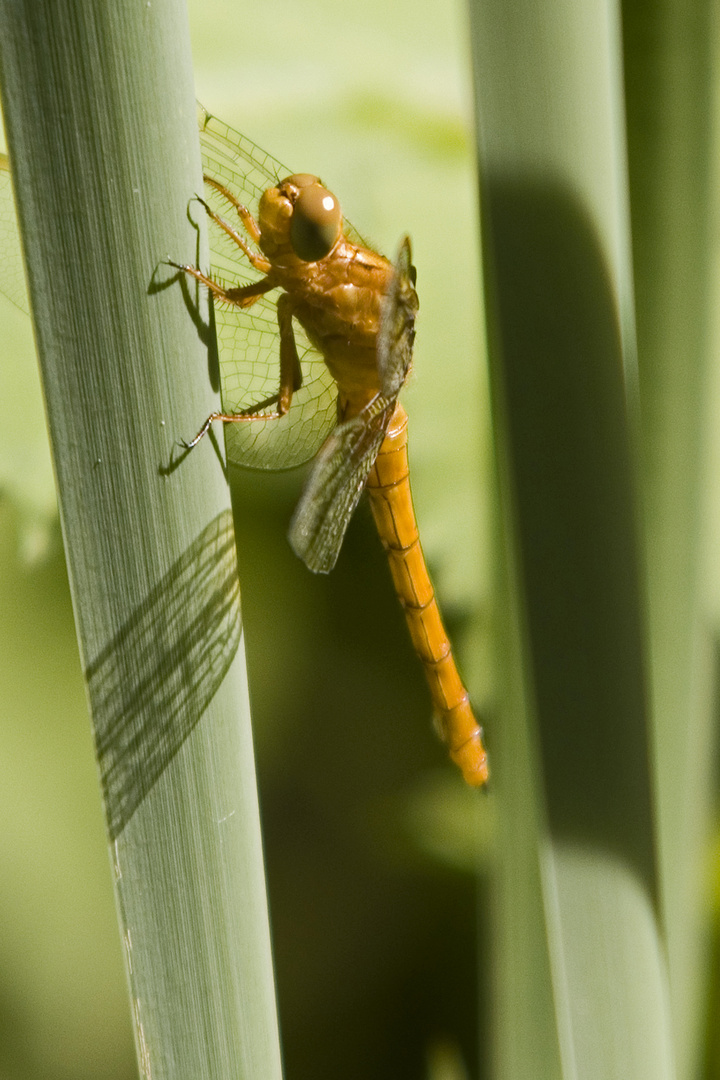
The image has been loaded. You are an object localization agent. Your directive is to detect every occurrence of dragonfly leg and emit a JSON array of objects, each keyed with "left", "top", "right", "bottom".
[
  {"left": 203, "top": 175, "right": 263, "bottom": 244},
  {"left": 277, "top": 293, "right": 304, "bottom": 413},
  {"left": 195, "top": 191, "right": 270, "bottom": 273},
  {"left": 182, "top": 402, "right": 283, "bottom": 449},
  {"left": 223, "top": 277, "right": 276, "bottom": 308},
  {"left": 169, "top": 261, "right": 274, "bottom": 309}
]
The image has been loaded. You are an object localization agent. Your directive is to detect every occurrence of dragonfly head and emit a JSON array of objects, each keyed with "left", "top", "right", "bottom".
[{"left": 258, "top": 174, "right": 342, "bottom": 262}]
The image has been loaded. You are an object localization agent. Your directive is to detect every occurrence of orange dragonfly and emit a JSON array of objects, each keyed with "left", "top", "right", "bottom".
[{"left": 172, "top": 106, "right": 488, "bottom": 786}]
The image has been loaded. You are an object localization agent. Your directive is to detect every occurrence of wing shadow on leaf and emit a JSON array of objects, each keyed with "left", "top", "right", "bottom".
[{"left": 87, "top": 509, "right": 242, "bottom": 840}]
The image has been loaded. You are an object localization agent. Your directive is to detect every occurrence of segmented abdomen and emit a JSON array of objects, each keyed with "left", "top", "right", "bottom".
[{"left": 365, "top": 403, "right": 489, "bottom": 786}]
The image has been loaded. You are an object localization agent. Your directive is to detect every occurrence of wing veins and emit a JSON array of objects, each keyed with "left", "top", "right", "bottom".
[{"left": 288, "top": 395, "right": 396, "bottom": 573}]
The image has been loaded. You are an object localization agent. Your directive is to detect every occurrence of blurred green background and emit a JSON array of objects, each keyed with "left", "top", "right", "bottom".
[{"left": 0, "top": 0, "right": 493, "bottom": 1078}]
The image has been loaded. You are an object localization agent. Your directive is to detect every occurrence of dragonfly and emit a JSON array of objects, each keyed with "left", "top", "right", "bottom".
[
  {"left": 172, "top": 106, "right": 488, "bottom": 787},
  {"left": 0, "top": 109, "right": 488, "bottom": 786}
]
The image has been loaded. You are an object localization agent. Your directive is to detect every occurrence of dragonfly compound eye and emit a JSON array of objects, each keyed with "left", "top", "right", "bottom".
[{"left": 289, "top": 180, "right": 342, "bottom": 262}]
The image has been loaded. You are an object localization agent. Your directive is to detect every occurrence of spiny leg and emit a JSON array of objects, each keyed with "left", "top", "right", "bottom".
[
  {"left": 195, "top": 192, "right": 270, "bottom": 274},
  {"left": 276, "top": 292, "right": 304, "bottom": 413},
  {"left": 203, "top": 175, "right": 262, "bottom": 244},
  {"left": 169, "top": 263, "right": 273, "bottom": 309},
  {"left": 182, "top": 402, "right": 282, "bottom": 449}
]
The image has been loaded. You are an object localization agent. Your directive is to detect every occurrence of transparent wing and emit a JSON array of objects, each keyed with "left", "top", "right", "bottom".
[
  {"left": 0, "top": 154, "right": 30, "bottom": 315},
  {"left": 288, "top": 394, "right": 396, "bottom": 573},
  {"left": 198, "top": 105, "right": 366, "bottom": 249},
  {"left": 197, "top": 105, "right": 364, "bottom": 470},
  {"left": 377, "top": 234, "right": 418, "bottom": 398}
]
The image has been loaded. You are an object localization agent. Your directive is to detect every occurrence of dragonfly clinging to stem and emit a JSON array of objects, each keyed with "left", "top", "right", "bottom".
[
  {"left": 0, "top": 109, "right": 488, "bottom": 786},
  {"left": 171, "top": 106, "right": 488, "bottom": 787}
]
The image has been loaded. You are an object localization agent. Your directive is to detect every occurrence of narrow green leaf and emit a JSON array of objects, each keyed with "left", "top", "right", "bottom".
[
  {"left": 623, "top": 2, "right": 718, "bottom": 1075},
  {"left": 468, "top": 0, "right": 676, "bottom": 1075},
  {"left": 0, "top": 2, "right": 282, "bottom": 1077}
]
